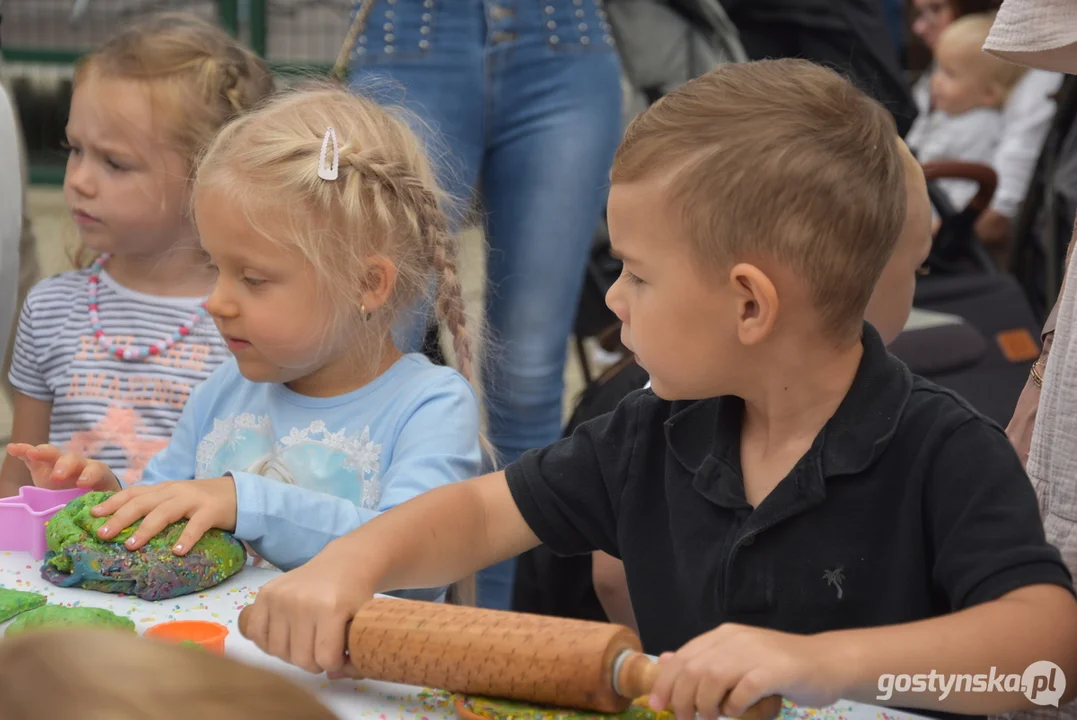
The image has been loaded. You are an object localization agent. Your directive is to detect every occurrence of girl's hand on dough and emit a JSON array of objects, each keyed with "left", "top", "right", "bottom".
[
  {"left": 91, "top": 477, "right": 238, "bottom": 554},
  {"left": 6, "top": 443, "right": 120, "bottom": 491}
]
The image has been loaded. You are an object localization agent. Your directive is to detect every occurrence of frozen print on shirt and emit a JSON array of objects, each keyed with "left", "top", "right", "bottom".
[{"left": 196, "top": 414, "right": 383, "bottom": 569}]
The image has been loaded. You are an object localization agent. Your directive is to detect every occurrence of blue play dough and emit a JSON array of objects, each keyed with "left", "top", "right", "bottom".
[{"left": 41, "top": 547, "right": 241, "bottom": 601}]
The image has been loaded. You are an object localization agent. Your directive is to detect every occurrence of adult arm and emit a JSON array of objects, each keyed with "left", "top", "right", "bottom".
[{"left": 1005, "top": 228, "right": 1077, "bottom": 465}]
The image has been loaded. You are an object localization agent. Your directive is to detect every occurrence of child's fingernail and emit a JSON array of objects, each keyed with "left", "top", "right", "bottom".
[
  {"left": 125, "top": 537, "right": 136, "bottom": 546},
  {"left": 173, "top": 544, "right": 184, "bottom": 553},
  {"left": 99, "top": 525, "right": 110, "bottom": 534}
]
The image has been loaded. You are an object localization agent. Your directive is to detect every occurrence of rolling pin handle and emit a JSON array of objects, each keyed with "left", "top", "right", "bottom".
[
  {"left": 613, "top": 650, "right": 660, "bottom": 699},
  {"left": 612, "top": 650, "right": 783, "bottom": 720}
]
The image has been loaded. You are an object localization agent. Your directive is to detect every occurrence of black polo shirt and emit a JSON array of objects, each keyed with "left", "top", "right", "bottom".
[{"left": 506, "top": 323, "right": 1073, "bottom": 690}]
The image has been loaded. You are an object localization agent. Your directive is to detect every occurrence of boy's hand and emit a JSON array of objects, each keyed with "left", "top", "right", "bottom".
[
  {"left": 90, "top": 478, "right": 238, "bottom": 555},
  {"left": 648, "top": 624, "right": 849, "bottom": 720},
  {"left": 240, "top": 544, "right": 373, "bottom": 676},
  {"left": 6, "top": 443, "right": 120, "bottom": 491}
]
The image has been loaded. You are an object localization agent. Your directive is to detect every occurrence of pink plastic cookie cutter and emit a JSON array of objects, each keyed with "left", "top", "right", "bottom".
[{"left": 0, "top": 487, "right": 89, "bottom": 560}]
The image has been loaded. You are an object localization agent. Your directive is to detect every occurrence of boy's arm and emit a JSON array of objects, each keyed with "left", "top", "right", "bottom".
[
  {"left": 828, "top": 416, "right": 1077, "bottom": 713},
  {"left": 343, "top": 387, "right": 645, "bottom": 591},
  {"left": 823, "top": 584, "right": 1077, "bottom": 712},
  {"left": 650, "top": 415, "right": 1077, "bottom": 720},
  {"left": 242, "top": 392, "right": 648, "bottom": 673},
  {"left": 280, "top": 471, "right": 540, "bottom": 601}
]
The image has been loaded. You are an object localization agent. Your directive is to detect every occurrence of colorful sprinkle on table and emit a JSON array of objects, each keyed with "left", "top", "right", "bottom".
[{"left": 0, "top": 553, "right": 933, "bottom": 720}]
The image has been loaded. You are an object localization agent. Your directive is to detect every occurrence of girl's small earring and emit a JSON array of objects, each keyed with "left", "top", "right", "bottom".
[{"left": 360, "top": 303, "right": 372, "bottom": 322}]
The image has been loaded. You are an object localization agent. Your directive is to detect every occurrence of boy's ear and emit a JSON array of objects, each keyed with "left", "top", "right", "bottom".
[{"left": 729, "top": 262, "right": 778, "bottom": 345}]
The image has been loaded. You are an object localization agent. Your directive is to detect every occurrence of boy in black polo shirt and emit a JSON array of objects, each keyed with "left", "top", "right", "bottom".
[{"left": 239, "top": 58, "right": 1077, "bottom": 719}]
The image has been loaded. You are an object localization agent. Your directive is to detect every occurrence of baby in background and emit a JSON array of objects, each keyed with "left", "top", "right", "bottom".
[{"left": 906, "top": 12, "right": 1027, "bottom": 214}]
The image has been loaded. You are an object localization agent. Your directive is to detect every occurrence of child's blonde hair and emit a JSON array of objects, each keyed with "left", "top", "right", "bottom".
[
  {"left": 69, "top": 12, "right": 275, "bottom": 267},
  {"left": 0, "top": 628, "right": 340, "bottom": 720},
  {"left": 611, "top": 58, "right": 908, "bottom": 343},
  {"left": 193, "top": 84, "right": 480, "bottom": 389},
  {"left": 937, "top": 12, "right": 1027, "bottom": 97},
  {"left": 194, "top": 85, "right": 483, "bottom": 605}
]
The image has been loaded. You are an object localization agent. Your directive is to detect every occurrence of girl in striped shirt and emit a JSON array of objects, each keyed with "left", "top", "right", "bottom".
[{"left": 0, "top": 13, "right": 274, "bottom": 496}]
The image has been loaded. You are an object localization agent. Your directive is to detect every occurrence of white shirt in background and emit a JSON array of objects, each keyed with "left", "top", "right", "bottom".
[
  {"left": 906, "top": 106, "right": 1003, "bottom": 211},
  {"left": 911, "top": 68, "right": 1062, "bottom": 218}
]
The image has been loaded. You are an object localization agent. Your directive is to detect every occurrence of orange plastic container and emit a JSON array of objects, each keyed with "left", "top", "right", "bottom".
[{"left": 145, "top": 620, "right": 229, "bottom": 654}]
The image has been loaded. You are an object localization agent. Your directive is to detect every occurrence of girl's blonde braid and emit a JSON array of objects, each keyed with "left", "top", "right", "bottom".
[
  {"left": 341, "top": 148, "right": 486, "bottom": 606},
  {"left": 341, "top": 148, "right": 477, "bottom": 385}
]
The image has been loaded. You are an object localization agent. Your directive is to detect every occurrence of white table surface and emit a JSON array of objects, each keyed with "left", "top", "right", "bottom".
[{"left": 0, "top": 551, "right": 928, "bottom": 720}]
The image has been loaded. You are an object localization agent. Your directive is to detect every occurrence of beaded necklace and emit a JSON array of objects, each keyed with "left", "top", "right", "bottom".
[{"left": 88, "top": 253, "right": 209, "bottom": 361}]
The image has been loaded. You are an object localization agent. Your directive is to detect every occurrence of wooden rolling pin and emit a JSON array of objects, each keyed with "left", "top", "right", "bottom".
[{"left": 238, "top": 598, "right": 782, "bottom": 720}]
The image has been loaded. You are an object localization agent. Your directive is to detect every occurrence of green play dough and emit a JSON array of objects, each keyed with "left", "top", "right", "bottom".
[
  {"left": 44, "top": 490, "right": 241, "bottom": 573},
  {"left": 4, "top": 605, "right": 136, "bottom": 636},
  {"left": 457, "top": 695, "right": 676, "bottom": 720},
  {"left": 41, "top": 491, "right": 246, "bottom": 601},
  {"left": 0, "top": 587, "right": 47, "bottom": 623}
]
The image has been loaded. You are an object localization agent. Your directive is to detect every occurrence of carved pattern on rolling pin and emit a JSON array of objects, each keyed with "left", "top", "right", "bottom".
[{"left": 348, "top": 599, "right": 642, "bottom": 711}]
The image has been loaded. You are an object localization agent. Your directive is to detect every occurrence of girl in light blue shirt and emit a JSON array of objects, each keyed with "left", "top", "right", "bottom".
[{"left": 7, "top": 85, "right": 486, "bottom": 602}]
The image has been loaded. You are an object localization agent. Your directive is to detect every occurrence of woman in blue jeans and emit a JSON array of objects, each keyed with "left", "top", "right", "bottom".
[{"left": 344, "top": 0, "right": 623, "bottom": 609}]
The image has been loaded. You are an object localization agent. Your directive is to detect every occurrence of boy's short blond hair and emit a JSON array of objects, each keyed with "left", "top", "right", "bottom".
[
  {"left": 611, "top": 58, "right": 908, "bottom": 341},
  {"left": 938, "top": 13, "right": 1027, "bottom": 94}
]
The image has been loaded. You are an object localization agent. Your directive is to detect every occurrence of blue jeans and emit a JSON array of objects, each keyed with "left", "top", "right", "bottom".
[{"left": 348, "top": 0, "right": 623, "bottom": 609}]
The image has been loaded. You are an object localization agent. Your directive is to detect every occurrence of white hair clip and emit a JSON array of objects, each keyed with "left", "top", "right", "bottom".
[{"left": 318, "top": 126, "right": 340, "bottom": 181}]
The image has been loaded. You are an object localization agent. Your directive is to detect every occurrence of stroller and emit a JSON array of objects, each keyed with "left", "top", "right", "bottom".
[
  {"left": 886, "top": 77, "right": 1077, "bottom": 428},
  {"left": 880, "top": 157, "right": 1045, "bottom": 427},
  {"left": 1010, "top": 74, "right": 1077, "bottom": 321}
]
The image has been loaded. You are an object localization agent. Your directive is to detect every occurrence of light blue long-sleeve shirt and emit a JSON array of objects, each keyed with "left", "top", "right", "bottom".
[{"left": 138, "top": 353, "right": 482, "bottom": 599}]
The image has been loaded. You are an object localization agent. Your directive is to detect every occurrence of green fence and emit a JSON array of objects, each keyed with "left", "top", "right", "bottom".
[{"left": 2, "top": 0, "right": 354, "bottom": 184}]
